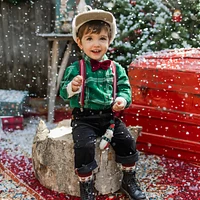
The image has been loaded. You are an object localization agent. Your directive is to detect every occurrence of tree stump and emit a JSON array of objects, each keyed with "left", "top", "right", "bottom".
[{"left": 32, "top": 119, "right": 142, "bottom": 197}]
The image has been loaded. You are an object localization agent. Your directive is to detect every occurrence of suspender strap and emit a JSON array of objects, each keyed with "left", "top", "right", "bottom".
[
  {"left": 79, "top": 59, "right": 86, "bottom": 109},
  {"left": 111, "top": 61, "right": 117, "bottom": 100},
  {"left": 79, "top": 59, "right": 117, "bottom": 109}
]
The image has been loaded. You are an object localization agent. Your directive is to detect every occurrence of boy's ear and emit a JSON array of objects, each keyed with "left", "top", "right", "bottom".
[{"left": 77, "top": 38, "right": 83, "bottom": 50}]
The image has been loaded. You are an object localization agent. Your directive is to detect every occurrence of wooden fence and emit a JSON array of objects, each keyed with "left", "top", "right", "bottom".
[
  {"left": 0, "top": 0, "right": 100, "bottom": 97},
  {"left": 0, "top": 0, "right": 55, "bottom": 97}
]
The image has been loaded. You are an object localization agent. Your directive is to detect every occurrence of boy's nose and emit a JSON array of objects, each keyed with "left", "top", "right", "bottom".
[{"left": 93, "top": 40, "right": 100, "bottom": 46}]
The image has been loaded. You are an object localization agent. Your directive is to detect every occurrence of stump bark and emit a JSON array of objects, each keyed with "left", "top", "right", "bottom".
[{"left": 32, "top": 119, "right": 141, "bottom": 197}]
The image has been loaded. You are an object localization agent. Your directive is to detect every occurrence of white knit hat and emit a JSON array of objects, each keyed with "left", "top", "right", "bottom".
[{"left": 72, "top": 6, "right": 117, "bottom": 43}]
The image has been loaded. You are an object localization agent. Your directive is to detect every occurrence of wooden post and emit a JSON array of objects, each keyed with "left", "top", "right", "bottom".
[
  {"left": 48, "top": 40, "right": 59, "bottom": 123},
  {"left": 37, "top": 33, "right": 74, "bottom": 123},
  {"left": 56, "top": 41, "right": 73, "bottom": 94}
]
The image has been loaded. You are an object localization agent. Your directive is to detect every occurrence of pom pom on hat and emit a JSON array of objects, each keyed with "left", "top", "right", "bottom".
[{"left": 72, "top": 5, "right": 117, "bottom": 44}]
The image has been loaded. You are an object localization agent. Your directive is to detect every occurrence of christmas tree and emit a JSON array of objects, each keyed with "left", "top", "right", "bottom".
[{"left": 96, "top": 0, "right": 200, "bottom": 67}]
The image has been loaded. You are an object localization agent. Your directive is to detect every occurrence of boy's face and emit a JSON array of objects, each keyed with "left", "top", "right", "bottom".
[{"left": 77, "top": 29, "right": 110, "bottom": 61}]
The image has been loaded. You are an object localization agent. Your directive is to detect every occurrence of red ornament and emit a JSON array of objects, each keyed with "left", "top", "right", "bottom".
[
  {"left": 134, "top": 29, "right": 142, "bottom": 35},
  {"left": 172, "top": 9, "right": 182, "bottom": 22},
  {"left": 130, "top": 0, "right": 136, "bottom": 6},
  {"left": 123, "top": 37, "right": 130, "bottom": 42}
]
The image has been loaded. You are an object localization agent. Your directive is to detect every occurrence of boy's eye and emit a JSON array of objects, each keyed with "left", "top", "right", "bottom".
[
  {"left": 86, "top": 37, "right": 92, "bottom": 41},
  {"left": 100, "top": 37, "right": 107, "bottom": 40}
]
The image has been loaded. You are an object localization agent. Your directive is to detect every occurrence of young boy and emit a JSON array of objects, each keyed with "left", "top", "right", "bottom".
[{"left": 60, "top": 6, "right": 146, "bottom": 200}]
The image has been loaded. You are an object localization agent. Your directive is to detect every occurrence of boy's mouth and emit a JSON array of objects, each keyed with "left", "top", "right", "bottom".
[{"left": 92, "top": 50, "right": 101, "bottom": 53}]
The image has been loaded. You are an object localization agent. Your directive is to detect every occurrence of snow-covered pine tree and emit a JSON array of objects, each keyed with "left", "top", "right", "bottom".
[{"left": 96, "top": 0, "right": 200, "bottom": 67}]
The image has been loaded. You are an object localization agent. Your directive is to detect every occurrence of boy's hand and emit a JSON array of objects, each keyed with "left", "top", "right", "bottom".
[
  {"left": 112, "top": 100, "right": 125, "bottom": 112},
  {"left": 71, "top": 75, "right": 83, "bottom": 92}
]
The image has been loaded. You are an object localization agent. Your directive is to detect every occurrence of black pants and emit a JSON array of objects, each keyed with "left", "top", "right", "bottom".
[{"left": 71, "top": 108, "right": 139, "bottom": 174}]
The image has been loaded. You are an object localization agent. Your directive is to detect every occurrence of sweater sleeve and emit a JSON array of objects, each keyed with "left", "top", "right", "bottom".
[
  {"left": 59, "top": 61, "right": 79, "bottom": 101},
  {"left": 115, "top": 62, "right": 132, "bottom": 108}
]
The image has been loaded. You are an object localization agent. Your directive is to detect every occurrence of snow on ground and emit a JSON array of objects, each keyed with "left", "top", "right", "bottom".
[{"left": 0, "top": 116, "right": 56, "bottom": 158}]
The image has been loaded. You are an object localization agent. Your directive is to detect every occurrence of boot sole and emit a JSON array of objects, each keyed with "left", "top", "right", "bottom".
[{"left": 120, "top": 187, "right": 147, "bottom": 200}]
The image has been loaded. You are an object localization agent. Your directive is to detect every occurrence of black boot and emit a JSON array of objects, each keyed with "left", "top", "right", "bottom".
[
  {"left": 79, "top": 179, "right": 95, "bottom": 200},
  {"left": 121, "top": 171, "right": 146, "bottom": 200}
]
